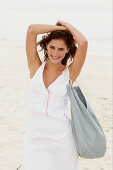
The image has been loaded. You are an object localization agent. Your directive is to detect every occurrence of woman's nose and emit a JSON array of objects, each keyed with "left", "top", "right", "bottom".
[{"left": 53, "top": 49, "right": 58, "bottom": 56}]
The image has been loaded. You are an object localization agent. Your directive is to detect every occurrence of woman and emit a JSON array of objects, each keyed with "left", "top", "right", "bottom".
[{"left": 24, "top": 21, "right": 88, "bottom": 170}]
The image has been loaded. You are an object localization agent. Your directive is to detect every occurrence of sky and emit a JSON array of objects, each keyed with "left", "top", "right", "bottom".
[
  {"left": 0, "top": 0, "right": 111, "bottom": 14},
  {"left": 0, "top": 0, "right": 112, "bottom": 41}
]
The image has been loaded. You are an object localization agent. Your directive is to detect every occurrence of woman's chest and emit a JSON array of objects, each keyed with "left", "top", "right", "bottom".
[{"left": 30, "top": 73, "right": 68, "bottom": 99}]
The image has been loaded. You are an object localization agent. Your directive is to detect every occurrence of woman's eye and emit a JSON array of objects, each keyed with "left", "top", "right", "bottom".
[
  {"left": 50, "top": 46, "right": 54, "bottom": 49},
  {"left": 59, "top": 48, "right": 63, "bottom": 51}
]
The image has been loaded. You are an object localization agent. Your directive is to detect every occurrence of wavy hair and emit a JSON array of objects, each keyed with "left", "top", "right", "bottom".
[{"left": 37, "top": 30, "right": 77, "bottom": 66}]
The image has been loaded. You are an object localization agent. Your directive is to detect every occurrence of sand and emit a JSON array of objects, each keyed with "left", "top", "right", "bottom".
[{"left": 0, "top": 40, "right": 112, "bottom": 170}]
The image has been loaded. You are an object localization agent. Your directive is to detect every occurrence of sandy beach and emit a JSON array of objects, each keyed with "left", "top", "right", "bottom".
[{"left": 0, "top": 40, "right": 112, "bottom": 170}]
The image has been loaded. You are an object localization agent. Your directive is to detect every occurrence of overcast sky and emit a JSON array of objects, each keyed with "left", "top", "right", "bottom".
[
  {"left": 0, "top": 0, "right": 112, "bottom": 41},
  {"left": 0, "top": 0, "right": 111, "bottom": 14}
]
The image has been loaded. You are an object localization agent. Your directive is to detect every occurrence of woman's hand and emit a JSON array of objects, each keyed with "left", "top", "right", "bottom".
[
  {"left": 56, "top": 20, "right": 77, "bottom": 44},
  {"left": 55, "top": 20, "right": 69, "bottom": 30},
  {"left": 56, "top": 25, "right": 68, "bottom": 31},
  {"left": 56, "top": 20, "right": 71, "bottom": 28},
  {"left": 56, "top": 20, "right": 87, "bottom": 45}
]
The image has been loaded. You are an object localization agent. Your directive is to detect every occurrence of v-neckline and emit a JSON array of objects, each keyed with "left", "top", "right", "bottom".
[{"left": 42, "top": 61, "right": 66, "bottom": 92}]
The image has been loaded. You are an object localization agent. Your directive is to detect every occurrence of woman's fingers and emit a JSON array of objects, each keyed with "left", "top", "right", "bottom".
[
  {"left": 56, "top": 21, "right": 62, "bottom": 26},
  {"left": 58, "top": 26, "right": 68, "bottom": 30},
  {"left": 56, "top": 20, "right": 66, "bottom": 26}
]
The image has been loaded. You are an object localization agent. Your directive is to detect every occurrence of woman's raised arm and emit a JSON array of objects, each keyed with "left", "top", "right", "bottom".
[
  {"left": 27, "top": 24, "right": 67, "bottom": 35},
  {"left": 56, "top": 20, "right": 88, "bottom": 83}
]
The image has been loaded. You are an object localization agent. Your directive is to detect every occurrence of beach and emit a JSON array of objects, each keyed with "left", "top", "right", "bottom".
[{"left": 0, "top": 40, "right": 112, "bottom": 170}]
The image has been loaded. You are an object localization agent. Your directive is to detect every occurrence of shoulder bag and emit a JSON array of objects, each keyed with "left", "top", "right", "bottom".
[{"left": 64, "top": 67, "right": 107, "bottom": 159}]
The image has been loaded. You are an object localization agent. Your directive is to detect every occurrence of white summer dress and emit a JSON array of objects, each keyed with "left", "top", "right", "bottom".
[{"left": 23, "top": 61, "right": 79, "bottom": 170}]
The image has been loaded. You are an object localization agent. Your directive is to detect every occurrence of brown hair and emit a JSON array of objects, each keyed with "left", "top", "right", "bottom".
[{"left": 37, "top": 30, "right": 77, "bottom": 66}]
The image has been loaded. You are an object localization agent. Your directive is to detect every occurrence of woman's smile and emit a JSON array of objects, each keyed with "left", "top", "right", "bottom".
[{"left": 51, "top": 56, "right": 60, "bottom": 60}]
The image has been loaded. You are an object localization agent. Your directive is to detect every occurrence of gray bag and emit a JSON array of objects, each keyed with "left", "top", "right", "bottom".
[{"left": 64, "top": 68, "right": 107, "bottom": 159}]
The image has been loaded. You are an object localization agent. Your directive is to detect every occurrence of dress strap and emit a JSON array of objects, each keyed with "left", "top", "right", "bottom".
[
  {"left": 67, "top": 66, "right": 70, "bottom": 80},
  {"left": 64, "top": 66, "right": 71, "bottom": 85},
  {"left": 64, "top": 66, "right": 73, "bottom": 85}
]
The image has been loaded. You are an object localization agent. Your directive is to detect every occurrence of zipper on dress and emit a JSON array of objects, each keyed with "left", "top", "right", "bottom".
[{"left": 46, "top": 88, "right": 50, "bottom": 118}]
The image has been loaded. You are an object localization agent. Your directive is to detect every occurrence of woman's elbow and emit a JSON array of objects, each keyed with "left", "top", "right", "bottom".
[
  {"left": 79, "top": 39, "right": 88, "bottom": 47},
  {"left": 27, "top": 24, "right": 35, "bottom": 33}
]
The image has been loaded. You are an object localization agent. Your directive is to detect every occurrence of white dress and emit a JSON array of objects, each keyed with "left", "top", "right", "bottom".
[{"left": 23, "top": 61, "right": 79, "bottom": 170}]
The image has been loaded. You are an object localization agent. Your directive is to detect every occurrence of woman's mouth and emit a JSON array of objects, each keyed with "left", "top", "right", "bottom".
[{"left": 52, "top": 56, "right": 60, "bottom": 60}]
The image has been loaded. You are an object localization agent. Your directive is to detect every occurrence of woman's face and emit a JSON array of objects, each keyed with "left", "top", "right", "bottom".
[{"left": 46, "top": 39, "right": 69, "bottom": 64}]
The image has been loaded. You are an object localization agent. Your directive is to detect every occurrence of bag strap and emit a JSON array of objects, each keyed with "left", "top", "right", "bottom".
[{"left": 64, "top": 66, "right": 79, "bottom": 86}]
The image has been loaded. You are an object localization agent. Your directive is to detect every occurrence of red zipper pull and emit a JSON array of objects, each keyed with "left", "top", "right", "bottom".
[{"left": 46, "top": 88, "right": 50, "bottom": 118}]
